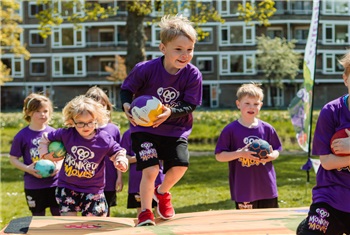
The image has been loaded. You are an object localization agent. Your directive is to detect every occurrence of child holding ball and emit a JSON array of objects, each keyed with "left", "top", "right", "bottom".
[
  {"left": 38, "top": 95, "right": 128, "bottom": 217},
  {"left": 296, "top": 51, "right": 350, "bottom": 234},
  {"left": 120, "top": 14, "right": 202, "bottom": 226},
  {"left": 9, "top": 93, "right": 60, "bottom": 216},
  {"left": 215, "top": 83, "right": 282, "bottom": 210}
]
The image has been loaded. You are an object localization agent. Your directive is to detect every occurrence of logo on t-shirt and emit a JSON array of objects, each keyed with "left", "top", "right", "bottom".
[
  {"left": 64, "top": 146, "right": 98, "bottom": 178},
  {"left": 157, "top": 87, "right": 180, "bottom": 107},
  {"left": 30, "top": 137, "right": 41, "bottom": 162}
]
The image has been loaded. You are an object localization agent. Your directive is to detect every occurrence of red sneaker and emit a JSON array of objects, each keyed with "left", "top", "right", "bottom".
[
  {"left": 136, "top": 209, "right": 155, "bottom": 227},
  {"left": 153, "top": 185, "right": 175, "bottom": 220}
]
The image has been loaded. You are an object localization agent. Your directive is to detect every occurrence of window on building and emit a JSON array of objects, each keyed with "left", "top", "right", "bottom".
[
  {"left": 117, "top": 25, "right": 127, "bottom": 45},
  {"left": 116, "top": 0, "right": 127, "bottom": 14},
  {"left": 30, "top": 59, "right": 46, "bottom": 75},
  {"left": 53, "top": 27, "right": 83, "bottom": 47},
  {"left": 53, "top": 56, "right": 84, "bottom": 76},
  {"left": 291, "top": 1, "right": 312, "bottom": 14},
  {"left": 221, "top": 54, "right": 255, "bottom": 74},
  {"left": 267, "top": 86, "right": 284, "bottom": 107},
  {"left": 29, "top": 2, "right": 45, "bottom": 17},
  {"left": 198, "top": 28, "right": 213, "bottom": 44},
  {"left": 324, "top": 24, "right": 349, "bottom": 44},
  {"left": 99, "top": 58, "right": 115, "bottom": 75},
  {"left": 196, "top": 0, "right": 212, "bottom": 15},
  {"left": 221, "top": 24, "right": 254, "bottom": 45},
  {"left": 1, "top": 57, "right": 24, "bottom": 77},
  {"left": 29, "top": 30, "right": 46, "bottom": 46},
  {"left": 197, "top": 57, "right": 213, "bottom": 73},
  {"left": 324, "top": 53, "right": 345, "bottom": 73},
  {"left": 218, "top": 0, "right": 252, "bottom": 16},
  {"left": 145, "top": 26, "right": 152, "bottom": 45},
  {"left": 152, "top": 0, "right": 190, "bottom": 17},
  {"left": 57, "top": 0, "right": 84, "bottom": 19},
  {"left": 294, "top": 27, "right": 309, "bottom": 43},
  {"left": 323, "top": 0, "right": 350, "bottom": 15},
  {"left": 99, "top": 0, "right": 117, "bottom": 9},
  {"left": 266, "top": 27, "right": 283, "bottom": 38},
  {"left": 99, "top": 29, "right": 114, "bottom": 45}
]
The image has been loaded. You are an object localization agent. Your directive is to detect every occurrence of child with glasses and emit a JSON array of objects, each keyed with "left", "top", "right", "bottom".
[
  {"left": 38, "top": 95, "right": 128, "bottom": 217},
  {"left": 9, "top": 93, "right": 60, "bottom": 216}
]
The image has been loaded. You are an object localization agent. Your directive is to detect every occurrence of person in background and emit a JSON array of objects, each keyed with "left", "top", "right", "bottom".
[
  {"left": 120, "top": 129, "right": 164, "bottom": 217},
  {"left": 215, "top": 83, "right": 282, "bottom": 210},
  {"left": 9, "top": 93, "right": 60, "bottom": 216},
  {"left": 38, "top": 95, "right": 128, "bottom": 217},
  {"left": 85, "top": 86, "right": 123, "bottom": 217},
  {"left": 296, "top": 51, "right": 350, "bottom": 235}
]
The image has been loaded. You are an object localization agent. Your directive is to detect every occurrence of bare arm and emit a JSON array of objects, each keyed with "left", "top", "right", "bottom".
[
  {"left": 216, "top": 145, "right": 259, "bottom": 162},
  {"left": 9, "top": 155, "right": 42, "bottom": 178},
  {"left": 319, "top": 154, "right": 350, "bottom": 170}
]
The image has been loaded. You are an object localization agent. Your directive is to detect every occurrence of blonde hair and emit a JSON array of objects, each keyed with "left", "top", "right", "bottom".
[
  {"left": 85, "top": 86, "right": 114, "bottom": 113},
  {"left": 23, "top": 93, "right": 53, "bottom": 123},
  {"left": 159, "top": 14, "right": 197, "bottom": 44},
  {"left": 236, "top": 83, "right": 264, "bottom": 101},
  {"left": 62, "top": 95, "right": 110, "bottom": 128},
  {"left": 338, "top": 50, "right": 350, "bottom": 77}
]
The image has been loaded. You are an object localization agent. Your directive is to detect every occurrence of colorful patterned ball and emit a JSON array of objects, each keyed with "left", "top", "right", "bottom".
[
  {"left": 130, "top": 95, "right": 163, "bottom": 127},
  {"left": 48, "top": 141, "right": 66, "bottom": 159}
]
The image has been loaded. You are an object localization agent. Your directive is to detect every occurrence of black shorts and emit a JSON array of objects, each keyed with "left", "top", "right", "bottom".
[
  {"left": 24, "top": 187, "right": 59, "bottom": 214},
  {"left": 104, "top": 190, "right": 117, "bottom": 207},
  {"left": 235, "top": 197, "right": 279, "bottom": 209},
  {"left": 127, "top": 193, "right": 157, "bottom": 209},
  {"left": 131, "top": 132, "right": 189, "bottom": 173},
  {"left": 296, "top": 202, "right": 350, "bottom": 235}
]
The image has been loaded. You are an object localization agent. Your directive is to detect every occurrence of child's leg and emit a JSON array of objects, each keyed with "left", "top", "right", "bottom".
[
  {"left": 157, "top": 166, "right": 187, "bottom": 193},
  {"left": 140, "top": 165, "right": 159, "bottom": 211}
]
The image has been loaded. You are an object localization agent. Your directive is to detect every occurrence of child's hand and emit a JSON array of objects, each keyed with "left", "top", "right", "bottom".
[
  {"left": 238, "top": 144, "right": 260, "bottom": 161},
  {"left": 123, "top": 103, "right": 137, "bottom": 126},
  {"left": 28, "top": 162, "right": 43, "bottom": 178},
  {"left": 152, "top": 105, "right": 171, "bottom": 128},
  {"left": 115, "top": 160, "right": 128, "bottom": 173},
  {"left": 331, "top": 129, "right": 350, "bottom": 156},
  {"left": 111, "top": 149, "right": 129, "bottom": 173}
]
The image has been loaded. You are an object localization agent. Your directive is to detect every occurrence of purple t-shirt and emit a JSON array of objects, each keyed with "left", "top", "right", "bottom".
[
  {"left": 47, "top": 127, "right": 124, "bottom": 194},
  {"left": 121, "top": 56, "right": 202, "bottom": 139},
  {"left": 311, "top": 95, "right": 350, "bottom": 212},
  {"left": 100, "top": 123, "right": 121, "bottom": 192},
  {"left": 120, "top": 129, "right": 164, "bottom": 193},
  {"left": 215, "top": 120, "right": 282, "bottom": 202},
  {"left": 10, "top": 126, "right": 58, "bottom": 189}
]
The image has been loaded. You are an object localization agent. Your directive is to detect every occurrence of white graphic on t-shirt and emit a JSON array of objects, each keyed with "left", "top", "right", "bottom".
[
  {"left": 64, "top": 146, "right": 98, "bottom": 178},
  {"left": 30, "top": 137, "right": 41, "bottom": 162},
  {"left": 157, "top": 87, "right": 180, "bottom": 107}
]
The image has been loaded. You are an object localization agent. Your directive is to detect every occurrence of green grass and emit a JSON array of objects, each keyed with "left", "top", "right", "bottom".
[
  {"left": 0, "top": 110, "right": 317, "bottom": 229},
  {"left": 0, "top": 153, "right": 315, "bottom": 229}
]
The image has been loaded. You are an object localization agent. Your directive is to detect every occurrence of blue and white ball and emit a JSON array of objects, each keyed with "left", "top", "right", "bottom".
[
  {"left": 34, "top": 159, "right": 56, "bottom": 178},
  {"left": 130, "top": 95, "right": 163, "bottom": 127}
]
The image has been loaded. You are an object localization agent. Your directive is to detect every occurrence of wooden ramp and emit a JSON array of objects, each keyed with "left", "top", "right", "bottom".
[{"left": 1, "top": 207, "right": 308, "bottom": 235}]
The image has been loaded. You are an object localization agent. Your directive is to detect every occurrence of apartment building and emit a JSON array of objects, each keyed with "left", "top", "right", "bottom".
[{"left": 1, "top": 0, "right": 349, "bottom": 111}]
